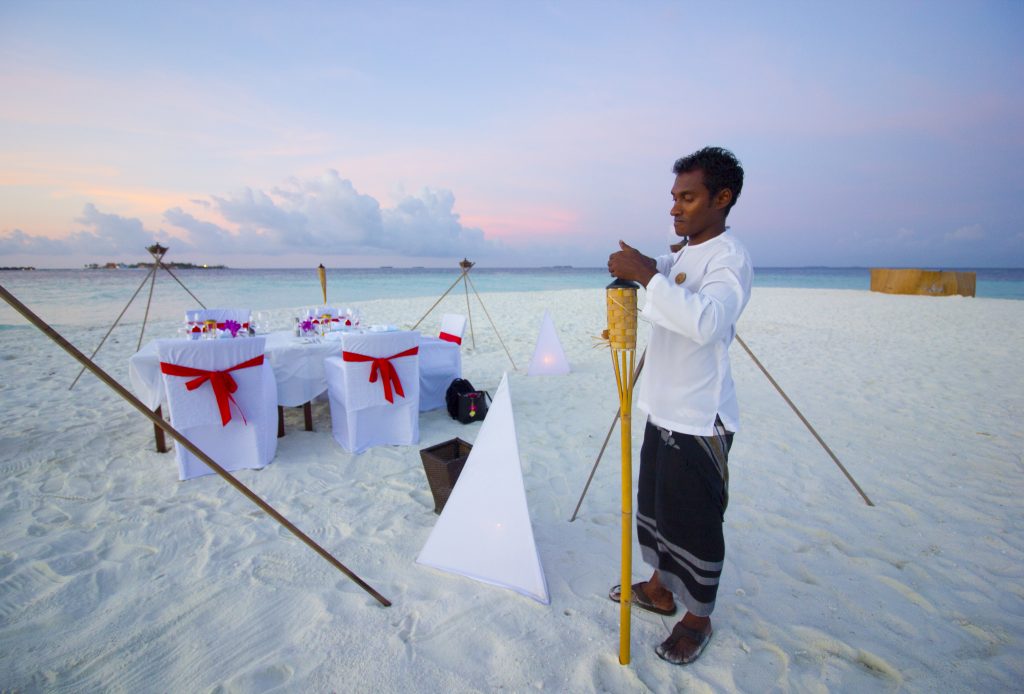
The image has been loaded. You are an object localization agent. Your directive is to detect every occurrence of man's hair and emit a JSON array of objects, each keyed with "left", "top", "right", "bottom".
[{"left": 672, "top": 146, "right": 744, "bottom": 217}]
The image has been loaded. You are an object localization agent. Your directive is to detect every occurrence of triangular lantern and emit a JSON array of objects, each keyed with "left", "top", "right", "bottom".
[
  {"left": 416, "top": 373, "right": 549, "bottom": 604},
  {"left": 527, "top": 310, "right": 570, "bottom": 376}
]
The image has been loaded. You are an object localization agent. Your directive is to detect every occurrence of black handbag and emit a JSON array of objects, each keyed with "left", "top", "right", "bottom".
[
  {"left": 456, "top": 389, "right": 490, "bottom": 424},
  {"left": 445, "top": 378, "right": 491, "bottom": 424},
  {"left": 446, "top": 378, "right": 474, "bottom": 418}
]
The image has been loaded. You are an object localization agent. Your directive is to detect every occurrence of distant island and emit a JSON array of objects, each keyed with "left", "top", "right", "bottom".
[
  {"left": 0, "top": 266, "right": 36, "bottom": 271},
  {"left": 84, "top": 262, "right": 227, "bottom": 269}
]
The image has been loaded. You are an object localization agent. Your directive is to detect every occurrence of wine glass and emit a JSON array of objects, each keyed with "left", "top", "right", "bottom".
[{"left": 345, "top": 306, "right": 362, "bottom": 328}]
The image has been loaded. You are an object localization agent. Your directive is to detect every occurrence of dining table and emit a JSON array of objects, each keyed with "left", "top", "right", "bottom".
[{"left": 128, "top": 328, "right": 458, "bottom": 450}]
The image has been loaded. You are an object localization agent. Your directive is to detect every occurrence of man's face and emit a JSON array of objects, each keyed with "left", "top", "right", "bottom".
[{"left": 670, "top": 169, "right": 730, "bottom": 245}]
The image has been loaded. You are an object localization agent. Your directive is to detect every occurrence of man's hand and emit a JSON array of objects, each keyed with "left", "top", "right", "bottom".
[{"left": 607, "top": 240, "right": 657, "bottom": 287}]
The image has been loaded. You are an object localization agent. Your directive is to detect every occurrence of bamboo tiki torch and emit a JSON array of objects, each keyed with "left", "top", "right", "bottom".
[
  {"left": 606, "top": 278, "right": 640, "bottom": 665},
  {"left": 317, "top": 264, "right": 327, "bottom": 304}
]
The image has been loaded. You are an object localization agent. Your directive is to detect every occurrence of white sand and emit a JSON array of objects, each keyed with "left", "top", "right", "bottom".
[{"left": 1, "top": 287, "right": 1021, "bottom": 692}]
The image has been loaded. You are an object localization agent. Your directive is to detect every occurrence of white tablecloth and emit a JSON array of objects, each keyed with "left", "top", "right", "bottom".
[{"left": 128, "top": 330, "right": 458, "bottom": 410}]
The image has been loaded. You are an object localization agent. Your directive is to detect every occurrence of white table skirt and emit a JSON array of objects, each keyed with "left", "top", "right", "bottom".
[{"left": 128, "top": 330, "right": 459, "bottom": 411}]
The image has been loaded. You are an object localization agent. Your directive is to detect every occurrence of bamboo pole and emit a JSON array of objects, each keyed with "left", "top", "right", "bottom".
[
  {"left": 616, "top": 349, "right": 633, "bottom": 665},
  {"left": 463, "top": 272, "right": 476, "bottom": 348},
  {"left": 606, "top": 279, "right": 639, "bottom": 665},
  {"left": 410, "top": 269, "right": 468, "bottom": 331},
  {"left": 159, "top": 262, "right": 206, "bottom": 308},
  {"left": 465, "top": 273, "right": 517, "bottom": 370},
  {"left": 1, "top": 283, "right": 392, "bottom": 607},
  {"left": 136, "top": 258, "right": 159, "bottom": 351},
  {"left": 735, "top": 334, "right": 874, "bottom": 506}
]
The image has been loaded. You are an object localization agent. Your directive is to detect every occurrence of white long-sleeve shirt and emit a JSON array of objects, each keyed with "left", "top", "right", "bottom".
[{"left": 636, "top": 231, "right": 753, "bottom": 436}]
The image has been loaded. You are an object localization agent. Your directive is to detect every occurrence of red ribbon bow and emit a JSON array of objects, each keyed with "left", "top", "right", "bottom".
[
  {"left": 159, "top": 354, "right": 265, "bottom": 426},
  {"left": 342, "top": 346, "right": 418, "bottom": 403},
  {"left": 439, "top": 331, "right": 462, "bottom": 345}
]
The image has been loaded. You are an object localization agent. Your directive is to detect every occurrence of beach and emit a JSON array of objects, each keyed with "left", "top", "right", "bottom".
[{"left": 1, "top": 285, "right": 1022, "bottom": 692}]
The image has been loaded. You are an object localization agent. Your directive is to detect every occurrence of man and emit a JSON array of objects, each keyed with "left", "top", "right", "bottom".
[{"left": 606, "top": 146, "right": 752, "bottom": 665}]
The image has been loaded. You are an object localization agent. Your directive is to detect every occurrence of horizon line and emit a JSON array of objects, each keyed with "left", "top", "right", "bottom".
[{"left": 4, "top": 265, "right": 1023, "bottom": 272}]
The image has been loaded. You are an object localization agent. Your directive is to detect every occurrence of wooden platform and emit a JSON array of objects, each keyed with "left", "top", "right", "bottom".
[{"left": 870, "top": 268, "right": 976, "bottom": 297}]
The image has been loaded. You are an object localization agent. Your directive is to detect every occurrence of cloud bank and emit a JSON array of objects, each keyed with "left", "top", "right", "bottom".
[
  {"left": 0, "top": 204, "right": 176, "bottom": 256},
  {"left": 1, "top": 171, "right": 505, "bottom": 263}
]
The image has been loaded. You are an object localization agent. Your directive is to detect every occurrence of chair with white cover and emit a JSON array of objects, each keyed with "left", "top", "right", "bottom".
[
  {"left": 418, "top": 313, "right": 465, "bottom": 411},
  {"left": 418, "top": 340, "right": 461, "bottom": 412},
  {"left": 324, "top": 331, "right": 420, "bottom": 453},
  {"left": 157, "top": 337, "right": 278, "bottom": 480},
  {"left": 439, "top": 313, "right": 467, "bottom": 345}
]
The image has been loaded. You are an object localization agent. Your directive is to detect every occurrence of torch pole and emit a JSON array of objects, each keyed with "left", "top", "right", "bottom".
[
  {"left": 606, "top": 279, "right": 639, "bottom": 665},
  {"left": 617, "top": 348, "right": 634, "bottom": 664}
]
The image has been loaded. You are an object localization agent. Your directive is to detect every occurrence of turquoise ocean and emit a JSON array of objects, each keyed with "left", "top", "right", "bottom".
[{"left": 1, "top": 266, "right": 1022, "bottom": 329}]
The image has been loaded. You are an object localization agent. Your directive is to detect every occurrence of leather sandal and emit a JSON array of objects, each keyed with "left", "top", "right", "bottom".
[
  {"left": 608, "top": 583, "right": 678, "bottom": 616},
  {"left": 655, "top": 621, "right": 713, "bottom": 664}
]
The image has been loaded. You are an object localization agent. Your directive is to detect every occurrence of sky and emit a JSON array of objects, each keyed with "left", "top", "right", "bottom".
[{"left": 1, "top": 1, "right": 1022, "bottom": 269}]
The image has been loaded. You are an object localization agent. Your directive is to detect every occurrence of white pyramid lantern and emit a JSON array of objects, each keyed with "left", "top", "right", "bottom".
[
  {"left": 527, "top": 310, "right": 570, "bottom": 376},
  {"left": 416, "top": 373, "right": 549, "bottom": 604}
]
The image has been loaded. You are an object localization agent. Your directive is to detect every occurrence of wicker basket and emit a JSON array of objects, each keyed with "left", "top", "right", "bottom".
[{"left": 420, "top": 438, "right": 473, "bottom": 514}]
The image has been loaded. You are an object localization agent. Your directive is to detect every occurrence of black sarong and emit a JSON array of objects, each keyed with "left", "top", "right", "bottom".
[{"left": 636, "top": 419, "right": 732, "bottom": 617}]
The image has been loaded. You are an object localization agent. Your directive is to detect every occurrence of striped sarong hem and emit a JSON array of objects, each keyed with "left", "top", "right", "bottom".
[{"left": 636, "top": 419, "right": 733, "bottom": 617}]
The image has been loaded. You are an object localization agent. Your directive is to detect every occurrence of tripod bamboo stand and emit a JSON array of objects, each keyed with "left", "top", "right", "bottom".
[
  {"left": 411, "top": 258, "right": 517, "bottom": 369},
  {"left": 69, "top": 244, "right": 205, "bottom": 451},
  {"left": 70, "top": 243, "right": 205, "bottom": 390}
]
